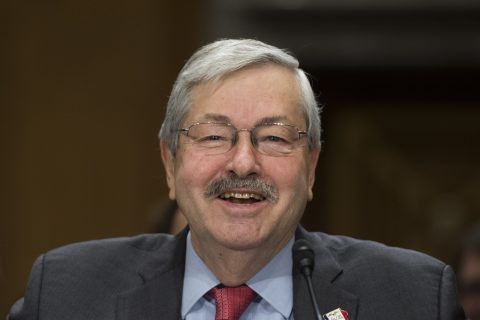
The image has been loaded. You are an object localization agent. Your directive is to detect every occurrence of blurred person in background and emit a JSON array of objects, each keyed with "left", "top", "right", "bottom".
[
  {"left": 150, "top": 199, "right": 187, "bottom": 235},
  {"left": 458, "top": 222, "right": 480, "bottom": 320}
]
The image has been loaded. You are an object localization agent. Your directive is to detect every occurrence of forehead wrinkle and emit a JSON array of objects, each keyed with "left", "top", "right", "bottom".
[{"left": 188, "top": 66, "right": 306, "bottom": 127}]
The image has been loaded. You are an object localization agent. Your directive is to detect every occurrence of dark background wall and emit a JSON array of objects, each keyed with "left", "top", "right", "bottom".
[
  {"left": 202, "top": 0, "right": 480, "bottom": 264},
  {"left": 0, "top": 0, "right": 202, "bottom": 314},
  {"left": 1, "top": 0, "right": 479, "bottom": 316}
]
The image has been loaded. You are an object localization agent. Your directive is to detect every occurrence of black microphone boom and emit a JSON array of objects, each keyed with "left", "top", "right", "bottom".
[{"left": 293, "top": 239, "right": 323, "bottom": 320}]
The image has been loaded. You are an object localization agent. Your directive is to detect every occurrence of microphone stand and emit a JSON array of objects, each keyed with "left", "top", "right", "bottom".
[{"left": 293, "top": 239, "right": 323, "bottom": 320}]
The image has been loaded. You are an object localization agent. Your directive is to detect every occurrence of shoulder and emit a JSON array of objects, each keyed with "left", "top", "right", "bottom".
[
  {"left": 39, "top": 233, "right": 181, "bottom": 283},
  {"left": 303, "top": 231, "right": 464, "bottom": 318},
  {"left": 40, "top": 232, "right": 176, "bottom": 273},
  {"left": 39, "top": 233, "right": 172, "bottom": 270},
  {"left": 308, "top": 231, "right": 445, "bottom": 272},
  {"left": 304, "top": 231, "right": 452, "bottom": 298},
  {"left": 9, "top": 233, "right": 185, "bottom": 320},
  {"left": 44, "top": 233, "right": 176, "bottom": 260}
]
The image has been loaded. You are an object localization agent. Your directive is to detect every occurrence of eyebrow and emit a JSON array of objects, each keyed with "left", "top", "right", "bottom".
[
  {"left": 200, "top": 114, "right": 290, "bottom": 127},
  {"left": 255, "top": 116, "right": 289, "bottom": 126},
  {"left": 201, "top": 113, "right": 231, "bottom": 123}
]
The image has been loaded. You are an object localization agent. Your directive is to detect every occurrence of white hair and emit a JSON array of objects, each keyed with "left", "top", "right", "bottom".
[{"left": 159, "top": 39, "right": 321, "bottom": 154}]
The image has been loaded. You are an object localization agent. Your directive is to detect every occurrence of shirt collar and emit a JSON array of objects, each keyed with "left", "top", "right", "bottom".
[
  {"left": 181, "top": 232, "right": 294, "bottom": 319},
  {"left": 247, "top": 237, "right": 294, "bottom": 318},
  {"left": 181, "top": 232, "right": 220, "bottom": 317}
]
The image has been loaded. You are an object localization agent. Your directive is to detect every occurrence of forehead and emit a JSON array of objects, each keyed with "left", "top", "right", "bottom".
[{"left": 185, "top": 65, "right": 305, "bottom": 128}]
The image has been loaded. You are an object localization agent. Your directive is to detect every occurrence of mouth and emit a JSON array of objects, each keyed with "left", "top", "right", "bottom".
[
  {"left": 218, "top": 192, "right": 266, "bottom": 204},
  {"left": 205, "top": 175, "right": 279, "bottom": 203}
]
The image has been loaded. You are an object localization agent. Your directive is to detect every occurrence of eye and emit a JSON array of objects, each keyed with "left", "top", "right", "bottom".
[
  {"left": 206, "top": 135, "right": 223, "bottom": 141},
  {"left": 258, "top": 134, "right": 290, "bottom": 145},
  {"left": 198, "top": 135, "right": 228, "bottom": 142},
  {"left": 266, "top": 135, "right": 286, "bottom": 143}
]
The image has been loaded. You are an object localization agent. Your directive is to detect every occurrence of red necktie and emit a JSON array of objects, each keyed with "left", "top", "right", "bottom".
[{"left": 209, "top": 285, "right": 257, "bottom": 320}]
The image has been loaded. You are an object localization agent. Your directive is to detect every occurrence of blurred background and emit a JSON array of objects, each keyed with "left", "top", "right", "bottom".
[{"left": 1, "top": 0, "right": 480, "bottom": 315}]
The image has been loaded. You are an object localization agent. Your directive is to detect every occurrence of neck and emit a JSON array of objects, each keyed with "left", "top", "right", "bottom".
[{"left": 190, "top": 232, "right": 293, "bottom": 287}]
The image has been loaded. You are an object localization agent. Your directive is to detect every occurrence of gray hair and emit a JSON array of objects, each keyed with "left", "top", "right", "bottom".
[{"left": 159, "top": 39, "right": 321, "bottom": 154}]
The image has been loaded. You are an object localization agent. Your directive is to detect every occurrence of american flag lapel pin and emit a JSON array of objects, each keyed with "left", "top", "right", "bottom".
[{"left": 323, "top": 308, "right": 349, "bottom": 320}]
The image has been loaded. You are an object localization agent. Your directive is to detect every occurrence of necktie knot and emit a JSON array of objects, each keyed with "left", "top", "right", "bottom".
[{"left": 209, "top": 285, "right": 257, "bottom": 320}]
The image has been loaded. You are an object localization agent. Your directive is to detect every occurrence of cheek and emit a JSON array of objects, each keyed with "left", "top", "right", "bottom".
[
  {"left": 266, "top": 157, "right": 309, "bottom": 189},
  {"left": 174, "top": 150, "right": 226, "bottom": 190}
]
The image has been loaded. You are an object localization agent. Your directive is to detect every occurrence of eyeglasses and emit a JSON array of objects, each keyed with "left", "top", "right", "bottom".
[{"left": 178, "top": 122, "right": 307, "bottom": 156}]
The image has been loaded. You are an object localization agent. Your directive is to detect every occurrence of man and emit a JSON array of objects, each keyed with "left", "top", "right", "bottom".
[{"left": 8, "top": 39, "right": 464, "bottom": 319}]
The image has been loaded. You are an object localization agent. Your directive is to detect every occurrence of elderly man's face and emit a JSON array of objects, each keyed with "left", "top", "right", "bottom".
[{"left": 161, "top": 65, "right": 319, "bottom": 253}]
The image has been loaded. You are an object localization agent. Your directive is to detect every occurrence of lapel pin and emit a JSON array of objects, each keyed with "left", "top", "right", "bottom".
[{"left": 323, "top": 308, "right": 349, "bottom": 320}]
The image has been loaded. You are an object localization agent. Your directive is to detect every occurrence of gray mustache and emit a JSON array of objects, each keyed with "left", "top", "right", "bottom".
[{"left": 204, "top": 175, "right": 279, "bottom": 203}]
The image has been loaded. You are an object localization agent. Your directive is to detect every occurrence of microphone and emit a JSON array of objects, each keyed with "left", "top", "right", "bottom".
[{"left": 293, "top": 239, "right": 323, "bottom": 320}]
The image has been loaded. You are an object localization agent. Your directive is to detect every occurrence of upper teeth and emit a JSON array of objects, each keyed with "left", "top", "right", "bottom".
[{"left": 220, "top": 192, "right": 264, "bottom": 200}]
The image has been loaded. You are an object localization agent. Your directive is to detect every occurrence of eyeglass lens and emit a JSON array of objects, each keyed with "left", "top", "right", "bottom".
[{"left": 184, "top": 123, "right": 304, "bottom": 155}]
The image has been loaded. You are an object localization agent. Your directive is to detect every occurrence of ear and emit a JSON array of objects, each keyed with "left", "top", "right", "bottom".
[
  {"left": 160, "top": 140, "right": 176, "bottom": 200},
  {"left": 307, "top": 147, "right": 320, "bottom": 201}
]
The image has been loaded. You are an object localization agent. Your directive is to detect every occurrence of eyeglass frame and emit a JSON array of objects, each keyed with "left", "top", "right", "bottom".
[{"left": 177, "top": 121, "right": 308, "bottom": 156}]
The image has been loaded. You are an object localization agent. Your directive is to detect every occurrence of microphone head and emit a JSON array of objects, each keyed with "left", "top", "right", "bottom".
[{"left": 293, "top": 239, "right": 315, "bottom": 274}]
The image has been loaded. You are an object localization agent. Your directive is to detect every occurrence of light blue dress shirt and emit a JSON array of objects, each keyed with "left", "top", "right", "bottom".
[{"left": 181, "top": 232, "right": 294, "bottom": 320}]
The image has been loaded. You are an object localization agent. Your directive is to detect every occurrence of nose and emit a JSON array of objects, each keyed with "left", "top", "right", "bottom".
[{"left": 226, "top": 131, "right": 260, "bottom": 178}]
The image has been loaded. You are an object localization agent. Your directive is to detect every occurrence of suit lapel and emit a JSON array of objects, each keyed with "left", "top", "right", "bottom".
[
  {"left": 115, "top": 227, "right": 359, "bottom": 320},
  {"left": 116, "top": 230, "right": 188, "bottom": 320},
  {"left": 293, "top": 228, "right": 358, "bottom": 320}
]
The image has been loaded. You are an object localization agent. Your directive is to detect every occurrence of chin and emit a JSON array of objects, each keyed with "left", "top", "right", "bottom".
[{"left": 216, "top": 230, "right": 267, "bottom": 251}]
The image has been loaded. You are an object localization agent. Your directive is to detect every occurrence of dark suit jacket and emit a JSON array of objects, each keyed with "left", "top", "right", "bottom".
[{"left": 8, "top": 227, "right": 465, "bottom": 319}]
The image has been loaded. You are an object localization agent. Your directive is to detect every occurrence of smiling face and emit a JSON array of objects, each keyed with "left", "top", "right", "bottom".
[{"left": 161, "top": 64, "right": 319, "bottom": 255}]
